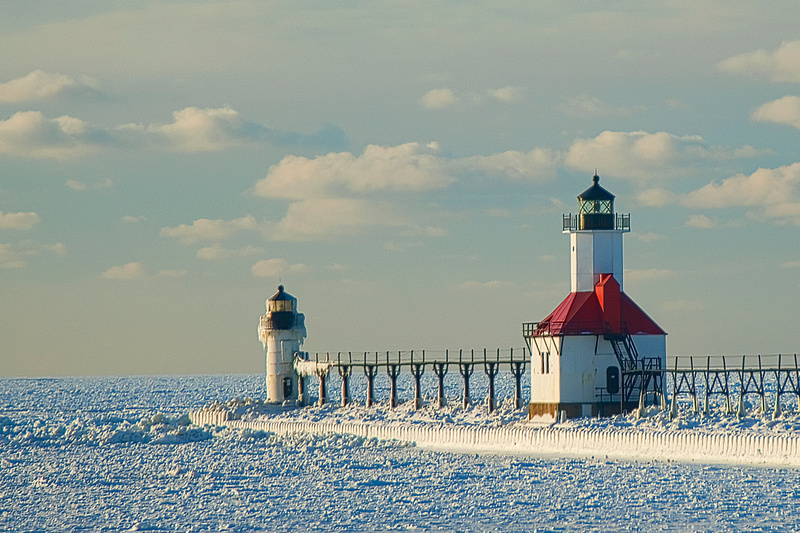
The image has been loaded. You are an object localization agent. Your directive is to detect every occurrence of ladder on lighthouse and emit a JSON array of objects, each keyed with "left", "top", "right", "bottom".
[{"left": 605, "top": 333, "right": 663, "bottom": 408}]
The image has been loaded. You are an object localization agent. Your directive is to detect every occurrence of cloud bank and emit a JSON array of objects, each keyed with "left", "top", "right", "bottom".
[
  {"left": 0, "top": 70, "right": 99, "bottom": 103},
  {"left": 683, "top": 163, "right": 800, "bottom": 226},
  {"left": 752, "top": 95, "right": 800, "bottom": 129},
  {"left": 719, "top": 40, "right": 800, "bottom": 83},
  {"left": 0, "top": 107, "right": 347, "bottom": 159},
  {"left": 565, "top": 131, "right": 768, "bottom": 179},
  {"left": 0, "top": 111, "right": 107, "bottom": 160},
  {"left": 0, "top": 211, "right": 40, "bottom": 230}
]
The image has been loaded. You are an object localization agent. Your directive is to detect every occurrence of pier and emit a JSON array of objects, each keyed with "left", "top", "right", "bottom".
[
  {"left": 294, "top": 348, "right": 528, "bottom": 412},
  {"left": 291, "top": 349, "right": 800, "bottom": 418}
]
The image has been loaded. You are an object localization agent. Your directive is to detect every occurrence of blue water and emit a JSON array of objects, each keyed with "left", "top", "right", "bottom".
[{"left": 2, "top": 375, "right": 799, "bottom": 532}]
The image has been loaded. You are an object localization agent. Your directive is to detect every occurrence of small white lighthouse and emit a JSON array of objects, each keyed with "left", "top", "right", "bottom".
[
  {"left": 258, "top": 285, "right": 307, "bottom": 404},
  {"left": 524, "top": 175, "right": 666, "bottom": 419}
]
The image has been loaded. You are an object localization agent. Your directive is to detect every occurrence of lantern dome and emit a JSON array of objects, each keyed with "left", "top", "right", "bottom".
[{"left": 577, "top": 174, "right": 615, "bottom": 230}]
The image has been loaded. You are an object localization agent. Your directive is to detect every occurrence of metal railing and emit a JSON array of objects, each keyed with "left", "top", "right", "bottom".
[{"left": 562, "top": 213, "right": 630, "bottom": 232}]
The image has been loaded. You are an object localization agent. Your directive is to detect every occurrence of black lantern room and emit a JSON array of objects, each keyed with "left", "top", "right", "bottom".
[
  {"left": 267, "top": 285, "right": 296, "bottom": 330},
  {"left": 577, "top": 174, "right": 615, "bottom": 230}
]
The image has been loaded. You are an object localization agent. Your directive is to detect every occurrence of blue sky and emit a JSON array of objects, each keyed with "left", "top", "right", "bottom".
[{"left": 2, "top": 1, "right": 800, "bottom": 377}]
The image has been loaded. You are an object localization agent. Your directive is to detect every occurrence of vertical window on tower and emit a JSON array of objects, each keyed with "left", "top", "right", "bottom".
[
  {"left": 546, "top": 352, "right": 550, "bottom": 374},
  {"left": 540, "top": 352, "right": 545, "bottom": 374}
]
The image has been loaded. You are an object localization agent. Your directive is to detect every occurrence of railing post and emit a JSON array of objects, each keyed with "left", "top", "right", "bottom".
[
  {"left": 387, "top": 351, "right": 400, "bottom": 409},
  {"left": 410, "top": 350, "right": 425, "bottom": 410},
  {"left": 338, "top": 361, "right": 351, "bottom": 407},
  {"left": 364, "top": 354, "right": 377, "bottom": 408},
  {"left": 773, "top": 353, "right": 782, "bottom": 419},
  {"left": 759, "top": 354, "right": 766, "bottom": 412},
  {"left": 704, "top": 356, "right": 711, "bottom": 416},
  {"left": 484, "top": 348, "right": 500, "bottom": 413},
  {"left": 510, "top": 348, "right": 526, "bottom": 410},
  {"left": 297, "top": 373, "right": 306, "bottom": 407},
  {"left": 317, "top": 369, "right": 327, "bottom": 406},
  {"left": 737, "top": 355, "right": 746, "bottom": 418},
  {"left": 459, "top": 349, "right": 474, "bottom": 409},
  {"left": 434, "top": 359, "right": 449, "bottom": 409}
]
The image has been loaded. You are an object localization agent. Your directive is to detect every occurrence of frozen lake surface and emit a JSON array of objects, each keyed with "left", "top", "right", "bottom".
[{"left": 3, "top": 374, "right": 800, "bottom": 532}]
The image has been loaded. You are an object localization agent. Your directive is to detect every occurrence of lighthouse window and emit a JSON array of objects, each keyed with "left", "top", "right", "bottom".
[
  {"left": 269, "top": 300, "right": 294, "bottom": 313},
  {"left": 540, "top": 352, "right": 551, "bottom": 374}
]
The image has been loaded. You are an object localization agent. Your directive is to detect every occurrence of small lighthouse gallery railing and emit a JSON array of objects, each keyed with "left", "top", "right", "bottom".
[{"left": 293, "top": 348, "right": 528, "bottom": 413}]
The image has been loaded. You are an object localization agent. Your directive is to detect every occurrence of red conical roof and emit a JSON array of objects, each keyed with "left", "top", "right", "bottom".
[{"left": 533, "top": 275, "right": 665, "bottom": 337}]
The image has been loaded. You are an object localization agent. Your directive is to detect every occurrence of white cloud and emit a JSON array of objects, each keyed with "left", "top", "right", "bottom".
[
  {"left": 124, "top": 106, "right": 346, "bottom": 152},
  {"left": 682, "top": 163, "right": 800, "bottom": 226},
  {"left": 422, "top": 88, "right": 459, "bottom": 109},
  {"left": 254, "top": 142, "right": 453, "bottom": 200},
  {"left": 160, "top": 215, "right": 260, "bottom": 244},
  {"left": 685, "top": 214, "right": 717, "bottom": 229},
  {"left": 0, "top": 111, "right": 103, "bottom": 160},
  {"left": 719, "top": 40, "right": 800, "bottom": 83},
  {"left": 123, "top": 215, "right": 146, "bottom": 223},
  {"left": 565, "top": 130, "right": 768, "bottom": 180},
  {"left": 0, "top": 107, "right": 345, "bottom": 160},
  {"left": 251, "top": 258, "right": 310, "bottom": 277},
  {"left": 196, "top": 243, "right": 263, "bottom": 260},
  {"left": 65, "top": 179, "right": 87, "bottom": 191},
  {"left": 489, "top": 86, "right": 524, "bottom": 102},
  {"left": 271, "top": 198, "right": 407, "bottom": 241},
  {"left": 101, "top": 262, "right": 145, "bottom": 280},
  {"left": 636, "top": 188, "right": 678, "bottom": 207},
  {"left": 250, "top": 141, "right": 562, "bottom": 242},
  {"left": 780, "top": 260, "right": 800, "bottom": 269},
  {"left": 66, "top": 177, "right": 113, "bottom": 191},
  {"left": 0, "top": 70, "right": 99, "bottom": 103},
  {"left": 457, "top": 147, "right": 561, "bottom": 181},
  {"left": 124, "top": 107, "right": 249, "bottom": 152},
  {"left": 0, "top": 211, "right": 40, "bottom": 230},
  {"left": 48, "top": 243, "right": 67, "bottom": 255},
  {"left": 0, "top": 240, "right": 65, "bottom": 267},
  {"left": 752, "top": 95, "right": 800, "bottom": 129}
]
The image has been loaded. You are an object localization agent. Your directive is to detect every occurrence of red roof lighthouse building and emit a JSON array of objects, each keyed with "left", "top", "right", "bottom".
[{"left": 523, "top": 175, "right": 666, "bottom": 419}]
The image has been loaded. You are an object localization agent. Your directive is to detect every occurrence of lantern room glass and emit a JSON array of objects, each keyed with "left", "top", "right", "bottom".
[
  {"left": 579, "top": 198, "right": 613, "bottom": 214},
  {"left": 269, "top": 299, "right": 294, "bottom": 313}
]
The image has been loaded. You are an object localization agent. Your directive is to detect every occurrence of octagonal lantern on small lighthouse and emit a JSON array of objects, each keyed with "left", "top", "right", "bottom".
[
  {"left": 523, "top": 174, "right": 666, "bottom": 419},
  {"left": 258, "top": 285, "right": 307, "bottom": 404}
]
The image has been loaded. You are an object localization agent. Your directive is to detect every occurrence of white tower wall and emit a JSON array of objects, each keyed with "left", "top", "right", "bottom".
[
  {"left": 265, "top": 329, "right": 304, "bottom": 403},
  {"left": 570, "top": 230, "right": 624, "bottom": 292}
]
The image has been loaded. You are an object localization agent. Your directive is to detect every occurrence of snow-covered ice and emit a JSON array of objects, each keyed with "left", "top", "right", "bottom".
[{"left": 3, "top": 374, "right": 800, "bottom": 531}]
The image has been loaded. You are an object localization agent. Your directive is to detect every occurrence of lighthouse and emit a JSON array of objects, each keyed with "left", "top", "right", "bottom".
[
  {"left": 523, "top": 175, "right": 666, "bottom": 419},
  {"left": 258, "top": 285, "right": 307, "bottom": 404}
]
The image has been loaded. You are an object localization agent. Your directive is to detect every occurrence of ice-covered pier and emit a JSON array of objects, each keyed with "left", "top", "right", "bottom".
[{"left": 188, "top": 408, "right": 800, "bottom": 466}]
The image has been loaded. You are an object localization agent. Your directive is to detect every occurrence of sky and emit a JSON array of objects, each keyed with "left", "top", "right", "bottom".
[{"left": 2, "top": 1, "right": 800, "bottom": 377}]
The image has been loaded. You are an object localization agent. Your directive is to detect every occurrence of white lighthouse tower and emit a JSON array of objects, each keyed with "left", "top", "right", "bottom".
[
  {"left": 523, "top": 175, "right": 666, "bottom": 419},
  {"left": 258, "top": 285, "right": 307, "bottom": 404}
]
